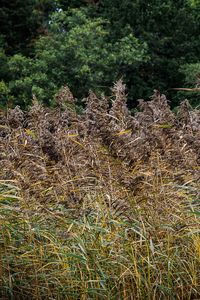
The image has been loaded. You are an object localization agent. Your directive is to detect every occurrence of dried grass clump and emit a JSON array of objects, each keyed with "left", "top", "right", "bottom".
[
  {"left": 0, "top": 81, "right": 200, "bottom": 299},
  {"left": 7, "top": 105, "right": 25, "bottom": 129}
]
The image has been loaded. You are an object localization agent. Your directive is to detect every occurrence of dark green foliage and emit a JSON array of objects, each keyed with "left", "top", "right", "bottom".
[
  {"left": 0, "top": 47, "right": 11, "bottom": 107},
  {"left": 4, "top": 9, "right": 148, "bottom": 107},
  {"left": 177, "top": 63, "right": 200, "bottom": 106},
  {"left": 0, "top": 0, "right": 199, "bottom": 108},
  {"left": 57, "top": 0, "right": 90, "bottom": 9},
  {"left": 92, "top": 0, "right": 200, "bottom": 103},
  {"left": 0, "top": 0, "right": 55, "bottom": 56},
  {"left": 63, "top": 0, "right": 200, "bottom": 105}
]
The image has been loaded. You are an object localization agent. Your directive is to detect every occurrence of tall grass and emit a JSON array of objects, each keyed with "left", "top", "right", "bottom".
[{"left": 0, "top": 81, "right": 200, "bottom": 299}]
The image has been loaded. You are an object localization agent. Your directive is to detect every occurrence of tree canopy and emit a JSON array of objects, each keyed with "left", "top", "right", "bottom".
[{"left": 0, "top": 0, "right": 199, "bottom": 108}]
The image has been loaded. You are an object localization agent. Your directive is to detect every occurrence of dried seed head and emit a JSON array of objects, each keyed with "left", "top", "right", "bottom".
[
  {"left": 7, "top": 106, "right": 24, "bottom": 128},
  {"left": 55, "top": 86, "right": 75, "bottom": 109}
]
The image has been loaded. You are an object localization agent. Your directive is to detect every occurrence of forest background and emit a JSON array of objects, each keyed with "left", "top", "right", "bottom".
[{"left": 0, "top": 0, "right": 200, "bottom": 109}]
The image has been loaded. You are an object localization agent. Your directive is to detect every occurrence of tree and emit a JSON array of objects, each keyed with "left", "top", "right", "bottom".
[
  {"left": 1, "top": 0, "right": 199, "bottom": 108},
  {"left": 6, "top": 8, "right": 148, "bottom": 107},
  {"left": 75, "top": 0, "right": 200, "bottom": 106}
]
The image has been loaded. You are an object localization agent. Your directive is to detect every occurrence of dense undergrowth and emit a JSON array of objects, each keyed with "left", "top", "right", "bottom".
[{"left": 0, "top": 80, "right": 200, "bottom": 299}]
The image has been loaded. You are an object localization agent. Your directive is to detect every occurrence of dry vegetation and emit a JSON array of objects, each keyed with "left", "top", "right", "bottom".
[{"left": 0, "top": 80, "right": 200, "bottom": 299}]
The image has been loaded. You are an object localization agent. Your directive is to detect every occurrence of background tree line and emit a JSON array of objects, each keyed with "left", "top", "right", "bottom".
[{"left": 0, "top": 0, "right": 200, "bottom": 108}]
